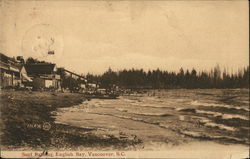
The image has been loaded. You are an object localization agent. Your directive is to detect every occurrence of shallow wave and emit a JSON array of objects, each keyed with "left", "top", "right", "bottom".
[
  {"left": 196, "top": 110, "right": 223, "bottom": 117},
  {"left": 180, "top": 130, "right": 247, "bottom": 144},
  {"left": 115, "top": 108, "right": 172, "bottom": 117},
  {"left": 195, "top": 110, "right": 248, "bottom": 120},
  {"left": 222, "top": 114, "right": 249, "bottom": 120},
  {"left": 130, "top": 102, "right": 174, "bottom": 109},
  {"left": 89, "top": 112, "right": 149, "bottom": 125},
  {"left": 97, "top": 112, "right": 245, "bottom": 143},
  {"left": 204, "top": 122, "right": 236, "bottom": 131},
  {"left": 191, "top": 100, "right": 249, "bottom": 111}
]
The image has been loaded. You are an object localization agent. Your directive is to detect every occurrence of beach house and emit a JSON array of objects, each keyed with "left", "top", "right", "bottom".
[
  {"left": 24, "top": 63, "right": 61, "bottom": 90},
  {"left": 0, "top": 53, "right": 24, "bottom": 88}
]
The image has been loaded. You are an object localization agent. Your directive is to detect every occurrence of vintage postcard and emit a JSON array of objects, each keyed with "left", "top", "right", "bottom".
[{"left": 0, "top": 0, "right": 249, "bottom": 158}]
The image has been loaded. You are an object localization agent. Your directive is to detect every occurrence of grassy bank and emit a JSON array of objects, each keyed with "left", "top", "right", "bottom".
[{"left": 0, "top": 90, "right": 141, "bottom": 150}]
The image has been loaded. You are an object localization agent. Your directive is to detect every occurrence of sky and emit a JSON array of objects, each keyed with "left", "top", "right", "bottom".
[{"left": 0, "top": 0, "right": 249, "bottom": 75}]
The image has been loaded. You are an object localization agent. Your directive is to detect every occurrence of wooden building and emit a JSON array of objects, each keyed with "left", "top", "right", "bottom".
[
  {"left": 0, "top": 53, "right": 33, "bottom": 88},
  {"left": 24, "top": 63, "right": 61, "bottom": 90},
  {"left": 0, "top": 53, "right": 21, "bottom": 88}
]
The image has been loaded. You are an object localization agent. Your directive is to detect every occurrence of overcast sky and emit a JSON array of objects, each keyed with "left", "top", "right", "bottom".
[{"left": 1, "top": 0, "right": 249, "bottom": 74}]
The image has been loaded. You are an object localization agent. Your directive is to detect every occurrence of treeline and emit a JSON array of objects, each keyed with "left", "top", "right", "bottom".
[{"left": 85, "top": 65, "right": 249, "bottom": 89}]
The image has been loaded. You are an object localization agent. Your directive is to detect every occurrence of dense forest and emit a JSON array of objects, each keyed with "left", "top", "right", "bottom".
[
  {"left": 85, "top": 65, "right": 249, "bottom": 89},
  {"left": 24, "top": 57, "right": 249, "bottom": 89}
]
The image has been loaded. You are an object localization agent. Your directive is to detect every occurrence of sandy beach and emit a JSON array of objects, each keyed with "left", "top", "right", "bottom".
[{"left": 0, "top": 90, "right": 141, "bottom": 151}]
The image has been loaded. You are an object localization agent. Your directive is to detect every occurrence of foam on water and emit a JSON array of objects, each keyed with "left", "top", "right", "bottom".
[
  {"left": 222, "top": 114, "right": 249, "bottom": 120},
  {"left": 204, "top": 122, "right": 236, "bottom": 131},
  {"left": 191, "top": 100, "right": 249, "bottom": 111},
  {"left": 196, "top": 109, "right": 223, "bottom": 117},
  {"left": 195, "top": 110, "right": 248, "bottom": 120}
]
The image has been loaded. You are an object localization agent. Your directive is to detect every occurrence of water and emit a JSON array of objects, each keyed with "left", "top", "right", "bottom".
[{"left": 55, "top": 89, "right": 249, "bottom": 147}]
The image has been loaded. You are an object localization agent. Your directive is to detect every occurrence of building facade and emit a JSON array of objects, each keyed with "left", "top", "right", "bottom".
[
  {"left": 24, "top": 63, "right": 61, "bottom": 90},
  {"left": 0, "top": 53, "right": 22, "bottom": 88}
]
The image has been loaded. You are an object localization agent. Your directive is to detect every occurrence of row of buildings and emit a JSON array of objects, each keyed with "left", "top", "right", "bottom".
[{"left": 0, "top": 52, "right": 85, "bottom": 90}]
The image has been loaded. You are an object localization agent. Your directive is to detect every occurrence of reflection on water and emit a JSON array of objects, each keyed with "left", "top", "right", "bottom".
[{"left": 56, "top": 89, "right": 249, "bottom": 145}]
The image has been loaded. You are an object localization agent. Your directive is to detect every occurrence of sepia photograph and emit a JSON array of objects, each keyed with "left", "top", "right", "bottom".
[{"left": 0, "top": 0, "right": 249, "bottom": 158}]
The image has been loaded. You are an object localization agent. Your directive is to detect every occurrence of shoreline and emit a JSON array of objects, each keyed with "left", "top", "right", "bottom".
[
  {"left": 0, "top": 90, "right": 142, "bottom": 150},
  {"left": 0, "top": 90, "right": 248, "bottom": 151}
]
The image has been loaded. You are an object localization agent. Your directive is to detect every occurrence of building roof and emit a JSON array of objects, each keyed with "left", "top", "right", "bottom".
[
  {"left": 24, "top": 63, "right": 56, "bottom": 76},
  {"left": 0, "top": 53, "right": 20, "bottom": 73},
  {"left": 0, "top": 52, "right": 16, "bottom": 63}
]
